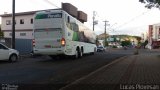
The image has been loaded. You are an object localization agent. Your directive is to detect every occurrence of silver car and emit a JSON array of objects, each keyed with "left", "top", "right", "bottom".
[
  {"left": 0, "top": 43, "right": 19, "bottom": 62},
  {"left": 97, "top": 46, "right": 105, "bottom": 52}
]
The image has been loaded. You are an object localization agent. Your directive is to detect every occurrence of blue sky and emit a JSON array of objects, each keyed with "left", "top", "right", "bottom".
[{"left": 1, "top": 0, "right": 160, "bottom": 36}]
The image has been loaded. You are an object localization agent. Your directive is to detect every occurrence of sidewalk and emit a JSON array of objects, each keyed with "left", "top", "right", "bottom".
[{"left": 61, "top": 54, "right": 160, "bottom": 90}]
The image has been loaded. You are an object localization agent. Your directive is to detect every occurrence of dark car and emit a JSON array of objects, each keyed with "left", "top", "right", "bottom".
[{"left": 97, "top": 46, "right": 105, "bottom": 52}]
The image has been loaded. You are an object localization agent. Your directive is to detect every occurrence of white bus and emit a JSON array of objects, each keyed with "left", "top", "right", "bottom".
[{"left": 33, "top": 9, "right": 97, "bottom": 59}]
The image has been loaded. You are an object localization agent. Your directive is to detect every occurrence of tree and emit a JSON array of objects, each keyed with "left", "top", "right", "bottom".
[
  {"left": 144, "top": 40, "right": 148, "bottom": 47},
  {"left": 121, "top": 40, "right": 131, "bottom": 47},
  {"left": 133, "top": 36, "right": 141, "bottom": 45},
  {"left": 0, "top": 25, "right": 4, "bottom": 38},
  {"left": 103, "top": 41, "right": 108, "bottom": 46},
  {"left": 139, "top": 0, "right": 160, "bottom": 9}
]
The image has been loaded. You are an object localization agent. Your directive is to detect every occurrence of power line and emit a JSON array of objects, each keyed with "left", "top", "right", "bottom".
[
  {"left": 93, "top": 9, "right": 151, "bottom": 33},
  {"left": 92, "top": 12, "right": 118, "bottom": 33},
  {"left": 42, "top": 0, "right": 60, "bottom": 8},
  {"left": 114, "top": 9, "right": 151, "bottom": 29},
  {"left": 28, "top": 0, "right": 46, "bottom": 8},
  {"left": 28, "top": 0, "right": 60, "bottom": 10}
]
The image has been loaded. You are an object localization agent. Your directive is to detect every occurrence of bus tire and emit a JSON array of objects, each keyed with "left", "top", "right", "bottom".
[
  {"left": 79, "top": 48, "right": 83, "bottom": 58},
  {"left": 73, "top": 49, "right": 79, "bottom": 59}
]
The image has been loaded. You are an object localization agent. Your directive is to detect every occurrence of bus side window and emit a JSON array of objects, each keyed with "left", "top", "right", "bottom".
[
  {"left": 66, "top": 16, "right": 71, "bottom": 29},
  {"left": 71, "top": 23, "right": 79, "bottom": 32},
  {"left": 75, "top": 24, "right": 79, "bottom": 32},
  {"left": 67, "top": 16, "right": 70, "bottom": 23}
]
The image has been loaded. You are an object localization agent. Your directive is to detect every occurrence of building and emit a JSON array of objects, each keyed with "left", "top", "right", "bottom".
[
  {"left": 0, "top": 11, "right": 37, "bottom": 54},
  {"left": 148, "top": 24, "right": 160, "bottom": 41},
  {"left": 148, "top": 23, "right": 160, "bottom": 49},
  {"left": 141, "top": 32, "right": 148, "bottom": 43}
]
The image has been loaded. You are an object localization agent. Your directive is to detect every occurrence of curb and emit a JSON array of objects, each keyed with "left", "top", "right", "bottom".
[{"left": 19, "top": 53, "right": 33, "bottom": 58}]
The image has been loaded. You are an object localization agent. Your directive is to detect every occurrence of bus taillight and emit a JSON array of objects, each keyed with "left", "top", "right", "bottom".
[
  {"left": 33, "top": 39, "right": 35, "bottom": 47},
  {"left": 61, "top": 38, "right": 66, "bottom": 46}
]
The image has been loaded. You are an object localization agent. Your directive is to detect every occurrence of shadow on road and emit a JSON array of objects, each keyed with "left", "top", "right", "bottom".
[{"left": 0, "top": 60, "right": 9, "bottom": 64}]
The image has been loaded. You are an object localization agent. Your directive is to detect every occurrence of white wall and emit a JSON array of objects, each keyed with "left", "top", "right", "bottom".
[
  {"left": 1, "top": 14, "right": 34, "bottom": 39},
  {"left": 152, "top": 23, "right": 160, "bottom": 40},
  {"left": 1, "top": 14, "right": 34, "bottom": 30},
  {"left": 4, "top": 31, "right": 33, "bottom": 39}
]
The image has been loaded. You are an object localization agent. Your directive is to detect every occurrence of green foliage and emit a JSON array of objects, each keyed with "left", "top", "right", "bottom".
[
  {"left": 133, "top": 36, "right": 141, "bottom": 41},
  {"left": 112, "top": 46, "right": 117, "bottom": 48},
  {"left": 0, "top": 31, "right": 4, "bottom": 37},
  {"left": 104, "top": 41, "right": 108, "bottom": 46},
  {"left": 121, "top": 41, "right": 131, "bottom": 47},
  {"left": 143, "top": 40, "right": 148, "bottom": 47},
  {"left": 139, "top": 0, "right": 160, "bottom": 9},
  {"left": 96, "top": 36, "right": 99, "bottom": 46},
  {"left": 133, "top": 36, "right": 141, "bottom": 45},
  {"left": 0, "top": 25, "right": 4, "bottom": 38}
]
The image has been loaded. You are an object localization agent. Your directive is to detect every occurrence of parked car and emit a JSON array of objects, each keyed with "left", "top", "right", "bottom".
[
  {"left": 97, "top": 46, "right": 105, "bottom": 52},
  {"left": 117, "top": 45, "right": 123, "bottom": 48},
  {"left": 0, "top": 43, "right": 19, "bottom": 62}
]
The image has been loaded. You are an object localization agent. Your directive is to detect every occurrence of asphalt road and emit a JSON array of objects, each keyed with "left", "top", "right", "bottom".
[{"left": 0, "top": 49, "right": 133, "bottom": 90}]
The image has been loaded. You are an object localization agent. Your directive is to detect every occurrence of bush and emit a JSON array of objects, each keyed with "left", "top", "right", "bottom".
[
  {"left": 121, "top": 41, "right": 131, "bottom": 47},
  {"left": 112, "top": 46, "right": 117, "bottom": 48}
]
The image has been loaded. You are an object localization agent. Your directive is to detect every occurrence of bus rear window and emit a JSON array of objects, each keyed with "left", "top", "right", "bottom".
[
  {"left": 34, "top": 28, "right": 62, "bottom": 38},
  {"left": 35, "top": 13, "right": 62, "bottom": 19}
]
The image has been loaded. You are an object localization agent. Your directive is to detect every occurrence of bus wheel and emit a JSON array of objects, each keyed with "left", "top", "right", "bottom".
[
  {"left": 73, "top": 49, "right": 79, "bottom": 59},
  {"left": 79, "top": 49, "right": 83, "bottom": 58}
]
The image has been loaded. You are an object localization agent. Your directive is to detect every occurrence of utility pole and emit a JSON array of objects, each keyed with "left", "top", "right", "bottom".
[
  {"left": 12, "top": 0, "right": 15, "bottom": 49},
  {"left": 93, "top": 11, "right": 95, "bottom": 31},
  {"left": 93, "top": 11, "right": 98, "bottom": 31},
  {"left": 103, "top": 20, "right": 109, "bottom": 47}
]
